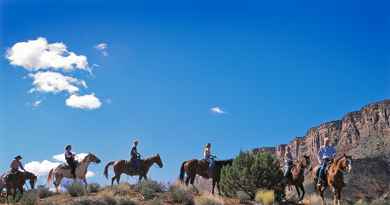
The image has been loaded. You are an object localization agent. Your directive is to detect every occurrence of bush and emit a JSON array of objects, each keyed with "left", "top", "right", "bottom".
[
  {"left": 255, "top": 190, "right": 274, "bottom": 205},
  {"left": 168, "top": 185, "right": 194, "bottom": 205},
  {"left": 19, "top": 190, "right": 39, "bottom": 205},
  {"left": 117, "top": 197, "right": 138, "bottom": 205},
  {"left": 135, "top": 180, "right": 165, "bottom": 200},
  {"left": 236, "top": 191, "right": 251, "bottom": 201},
  {"left": 147, "top": 198, "right": 163, "bottom": 205},
  {"left": 88, "top": 183, "right": 101, "bottom": 193},
  {"left": 37, "top": 185, "right": 54, "bottom": 198},
  {"left": 220, "top": 151, "right": 283, "bottom": 199},
  {"left": 194, "top": 195, "right": 223, "bottom": 205},
  {"left": 111, "top": 183, "right": 134, "bottom": 197},
  {"left": 67, "top": 182, "right": 86, "bottom": 197}
]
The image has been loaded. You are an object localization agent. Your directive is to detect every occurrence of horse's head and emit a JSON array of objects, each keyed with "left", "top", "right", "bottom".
[
  {"left": 24, "top": 171, "right": 37, "bottom": 189},
  {"left": 154, "top": 154, "right": 163, "bottom": 168},
  {"left": 84, "top": 153, "right": 101, "bottom": 164},
  {"left": 339, "top": 154, "right": 352, "bottom": 173}
]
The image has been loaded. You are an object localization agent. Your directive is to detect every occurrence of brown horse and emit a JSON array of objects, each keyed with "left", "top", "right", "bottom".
[
  {"left": 104, "top": 154, "right": 163, "bottom": 185},
  {"left": 283, "top": 155, "right": 311, "bottom": 202},
  {"left": 47, "top": 153, "right": 101, "bottom": 192},
  {"left": 3, "top": 171, "right": 37, "bottom": 202},
  {"left": 179, "top": 159, "right": 233, "bottom": 195},
  {"left": 313, "top": 154, "right": 352, "bottom": 205}
]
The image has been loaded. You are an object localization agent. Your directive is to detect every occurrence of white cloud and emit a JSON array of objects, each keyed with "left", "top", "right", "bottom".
[
  {"left": 29, "top": 71, "right": 86, "bottom": 94},
  {"left": 94, "top": 43, "right": 108, "bottom": 56},
  {"left": 25, "top": 160, "right": 60, "bottom": 176},
  {"left": 210, "top": 106, "right": 226, "bottom": 114},
  {"left": 65, "top": 94, "right": 102, "bottom": 110},
  {"left": 6, "top": 37, "right": 88, "bottom": 71},
  {"left": 25, "top": 153, "right": 95, "bottom": 179},
  {"left": 32, "top": 100, "right": 42, "bottom": 107},
  {"left": 86, "top": 171, "right": 95, "bottom": 178}
]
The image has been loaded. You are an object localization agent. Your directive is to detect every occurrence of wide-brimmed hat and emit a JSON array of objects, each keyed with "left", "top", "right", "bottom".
[{"left": 15, "top": 155, "right": 22, "bottom": 160}]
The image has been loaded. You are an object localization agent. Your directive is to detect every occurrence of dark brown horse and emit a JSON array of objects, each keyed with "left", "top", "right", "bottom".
[
  {"left": 313, "top": 154, "right": 352, "bottom": 205},
  {"left": 283, "top": 155, "right": 311, "bottom": 202},
  {"left": 3, "top": 171, "right": 37, "bottom": 202},
  {"left": 179, "top": 159, "right": 233, "bottom": 195},
  {"left": 104, "top": 154, "right": 163, "bottom": 185}
]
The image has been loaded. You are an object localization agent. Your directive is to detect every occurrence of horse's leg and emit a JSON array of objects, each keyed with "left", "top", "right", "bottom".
[
  {"left": 336, "top": 189, "right": 341, "bottom": 205},
  {"left": 320, "top": 189, "right": 325, "bottom": 205},
  {"left": 295, "top": 185, "right": 300, "bottom": 200},
  {"left": 299, "top": 183, "right": 305, "bottom": 202},
  {"left": 82, "top": 178, "right": 88, "bottom": 189},
  {"left": 116, "top": 174, "right": 121, "bottom": 185},
  {"left": 54, "top": 174, "right": 63, "bottom": 193},
  {"left": 185, "top": 175, "right": 190, "bottom": 186},
  {"left": 211, "top": 179, "right": 216, "bottom": 195}
]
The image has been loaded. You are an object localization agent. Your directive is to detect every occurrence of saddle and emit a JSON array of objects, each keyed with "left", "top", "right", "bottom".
[{"left": 58, "top": 161, "right": 79, "bottom": 169}]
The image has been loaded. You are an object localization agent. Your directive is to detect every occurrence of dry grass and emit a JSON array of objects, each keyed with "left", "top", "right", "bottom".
[
  {"left": 194, "top": 194, "right": 224, "bottom": 205},
  {"left": 302, "top": 194, "right": 323, "bottom": 205},
  {"left": 255, "top": 190, "right": 274, "bottom": 205}
]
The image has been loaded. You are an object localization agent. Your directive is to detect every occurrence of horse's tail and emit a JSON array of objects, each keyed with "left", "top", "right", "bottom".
[
  {"left": 47, "top": 168, "right": 54, "bottom": 186},
  {"left": 104, "top": 161, "right": 115, "bottom": 179},
  {"left": 179, "top": 161, "right": 187, "bottom": 182}
]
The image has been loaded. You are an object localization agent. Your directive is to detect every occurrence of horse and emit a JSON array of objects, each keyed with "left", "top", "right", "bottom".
[
  {"left": 47, "top": 153, "right": 101, "bottom": 192},
  {"left": 313, "top": 154, "right": 352, "bottom": 205},
  {"left": 282, "top": 155, "right": 311, "bottom": 202},
  {"left": 2, "top": 171, "right": 37, "bottom": 202},
  {"left": 104, "top": 154, "right": 163, "bottom": 185},
  {"left": 179, "top": 158, "right": 233, "bottom": 195}
]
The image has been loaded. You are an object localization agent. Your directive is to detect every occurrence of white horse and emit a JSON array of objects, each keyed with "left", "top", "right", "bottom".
[{"left": 47, "top": 153, "right": 101, "bottom": 192}]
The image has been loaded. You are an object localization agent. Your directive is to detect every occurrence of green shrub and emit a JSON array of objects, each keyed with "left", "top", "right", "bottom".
[
  {"left": 168, "top": 185, "right": 194, "bottom": 205},
  {"left": 135, "top": 180, "right": 165, "bottom": 200},
  {"left": 220, "top": 151, "right": 283, "bottom": 199},
  {"left": 67, "top": 182, "right": 86, "bottom": 197},
  {"left": 19, "top": 190, "right": 39, "bottom": 205},
  {"left": 37, "top": 185, "right": 54, "bottom": 198},
  {"left": 88, "top": 183, "right": 101, "bottom": 193},
  {"left": 236, "top": 191, "right": 251, "bottom": 201}
]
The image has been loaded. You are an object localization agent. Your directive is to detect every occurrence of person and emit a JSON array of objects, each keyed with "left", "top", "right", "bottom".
[
  {"left": 283, "top": 146, "right": 294, "bottom": 179},
  {"left": 130, "top": 140, "right": 141, "bottom": 171},
  {"left": 317, "top": 137, "right": 336, "bottom": 187},
  {"left": 65, "top": 145, "right": 77, "bottom": 179},
  {"left": 10, "top": 155, "right": 26, "bottom": 173},
  {"left": 204, "top": 143, "right": 216, "bottom": 176}
]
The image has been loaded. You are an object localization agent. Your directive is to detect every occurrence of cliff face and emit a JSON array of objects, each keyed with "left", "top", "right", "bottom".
[{"left": 269, "top": 100, "right": 390, "bottom": 200}]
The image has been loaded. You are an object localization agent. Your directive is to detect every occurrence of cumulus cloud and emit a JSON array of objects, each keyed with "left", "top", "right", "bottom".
[
  {"left": 29, "top": 71, "right": 86, "bottom": 94},
  {"left": 25, "top": 160, "right": 60, "bottom": 176},
  {"left": 210, "top": 106, "right": 226, "bottom": 114},
  {"left": 5, "top": 37, "right": 103, "bottom": 110},
  {"left": 6, "top": 37, "right": 88, "bottom": 71},
  {"left": 65, "top": 94, "right": 102, "bottom": 110},
  {"left": 25, "top": 153, "right": 95, "bottom": 178},
  {"left": 94, "top": 43, "right": 108, "bottom": 56}
]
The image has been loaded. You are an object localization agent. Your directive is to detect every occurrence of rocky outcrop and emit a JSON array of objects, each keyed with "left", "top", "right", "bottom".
[{"left": 258, "top": 99, "right": 390, "bottom": 200}]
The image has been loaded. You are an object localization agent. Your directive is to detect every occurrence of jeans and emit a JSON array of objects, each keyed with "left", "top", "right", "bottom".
[{"left": 318, "top": 158, "right": 330, "bottom": 182}]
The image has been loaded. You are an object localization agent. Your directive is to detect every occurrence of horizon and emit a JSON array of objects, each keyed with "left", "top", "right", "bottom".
[{"left": 0, "top": 0, "right": 389, "bottom": 187}]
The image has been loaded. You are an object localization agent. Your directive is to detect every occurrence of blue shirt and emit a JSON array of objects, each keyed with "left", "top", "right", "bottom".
[{"left": 318, "top": 145, "right": 336, "bottom": 160}]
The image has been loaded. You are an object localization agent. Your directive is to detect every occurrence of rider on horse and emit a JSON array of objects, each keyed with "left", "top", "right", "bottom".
[
  {"left": 204, "top": 143, "right": 216, "bottom": 176},
  {"left": 10, "top": 155, "right": 26, "bottom": 174},
  {"left": 283, "top": 146, "right": 294, "bottom": 179},
  {"left": 130, "top": 140, "right": 141, "bottom": 171},
  {"left": 65, "top": 145, "right": 77, "bottom": 179},
  {"left": 317, "top": 137, "right": 336, "bottom": 187}
]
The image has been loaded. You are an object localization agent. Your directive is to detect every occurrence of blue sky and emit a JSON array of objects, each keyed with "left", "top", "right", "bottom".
[{"left": 0, "top": 0, "right": 389, "bottom": 185}]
